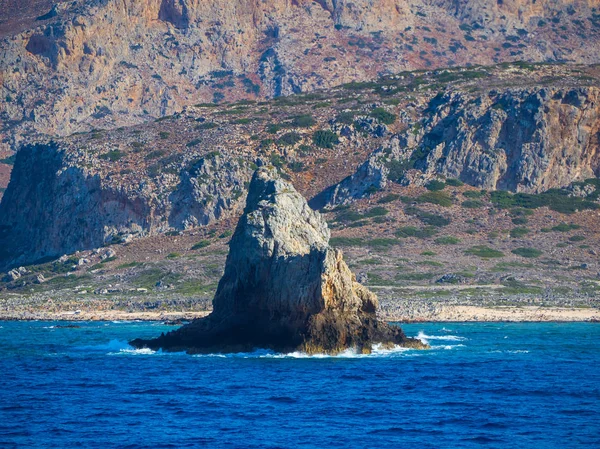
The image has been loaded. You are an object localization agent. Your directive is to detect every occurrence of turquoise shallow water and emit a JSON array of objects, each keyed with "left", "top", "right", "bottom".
[{"left": 0, "top": 321, "right": 599, "bottom": 448}]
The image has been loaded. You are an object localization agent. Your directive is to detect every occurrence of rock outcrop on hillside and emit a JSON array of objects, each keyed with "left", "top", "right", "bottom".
[
  {"left": 1, "top": 0, "right": 600, "bottom": 158},
  {"left": 0, "top": 142, "right": 252, "bottom": 269},
  {"left": 131, "top": 168, "right": 425, "bottom": 354},
  {"left": 311, "top": 86, "right": 600, "bottom": 208}
]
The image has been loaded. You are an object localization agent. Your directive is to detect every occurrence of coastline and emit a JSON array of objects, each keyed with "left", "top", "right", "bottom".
[
  {"left": 382, "top": 305, "right": 600, "bottom": 323},
  {"left": 0, "top": 306, "right": 597, "bottom": 322}
]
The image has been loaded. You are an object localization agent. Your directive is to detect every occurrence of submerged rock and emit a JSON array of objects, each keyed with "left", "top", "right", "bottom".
[{"left": 131, "top": 168, "right": 425, "bottom": 354}]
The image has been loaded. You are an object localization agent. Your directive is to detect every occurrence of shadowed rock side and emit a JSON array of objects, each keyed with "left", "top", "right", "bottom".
[{"left": 131, "top": 168, "right": 425, "bottom": 354}]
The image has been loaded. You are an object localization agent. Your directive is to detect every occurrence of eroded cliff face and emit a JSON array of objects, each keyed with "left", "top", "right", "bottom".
[
  {"left": 0, "top": 141, "right": 252, "bottom": 268},
  {"left": 1, "top": 0, "right": 599, "bottom": 159},
  {"left": 0, "top": 64, "right": 598, "bottom": 269},
  {"left": 311, "top": 86, "right": 600, "bottom": 208},
  {"left": 131, "top": 168, "right": 425, "bottom": 354}
]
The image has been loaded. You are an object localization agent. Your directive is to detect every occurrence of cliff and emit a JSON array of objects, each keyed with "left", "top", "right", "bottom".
[
  {"left": 311, "top": 85, "right": 600, "bottom": 208},
  {"left": 1, "top": 0, "right": 600, "bottom": 159},
  {"left": 130, "top": 167, "right": 426, "bottom": 354},
  {"left": 0, "top": 141, "right": 252, "bottom": 267},
  {"left": 0, "top": 63, "right": 598, "bottom": 270}
]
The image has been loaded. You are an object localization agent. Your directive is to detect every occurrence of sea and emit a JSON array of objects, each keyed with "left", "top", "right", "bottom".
[{"left": 0, "top": 321, "right": 598, "bottom": 449}]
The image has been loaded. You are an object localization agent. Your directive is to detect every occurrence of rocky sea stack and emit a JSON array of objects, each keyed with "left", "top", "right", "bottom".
[{"left": 131, "top": 168, "right": 426, "bottom": 354}]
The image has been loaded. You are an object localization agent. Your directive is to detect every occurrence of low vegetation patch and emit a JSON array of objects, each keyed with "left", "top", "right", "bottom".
[
  {"left": 491, "top": 189, "right": 599, "bottom": 214},
  {"left": 510, "top": 227, "right": 530, "bottom": 238},
  {"left": 191, "top": 240, "right": 211, "bottom": 250},
  {"left": 312, "top": 130, "right": 340, "bottom": 149},
  {"left": 445, "top": 178, "right": 464, "bottom": 187},
  {"left": 465, "top": 246, "right": 505, "bottom": 258},
  {"left": 512, "top": 247, "right": 543, "bottom": 258},
  {"left": 416, "top": 191, "right": 453, "bottom": 207},
  {"left": 405, "top": 206, "right": 450, "bottom": 226},
  {"left": 462, "top": 200, "right": 484, "bottom": 209},
  {"left": 395, "top": 226, "right": 437, "bottom": 239},
  {"left": 377, "top": 194, "right": 400, "bottom": 204},
  {"left": 425, "top": 180, "right": 446, "bottom": 191},
  {"left": 369, "top": 107, "right": 397, "bottom": 125},
  {"left": 435, "top": 236, "right": 461, "bottom": 244}
]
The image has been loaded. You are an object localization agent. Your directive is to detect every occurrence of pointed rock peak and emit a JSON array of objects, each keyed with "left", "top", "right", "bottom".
[{"left": 131, "top": 169, "right": 426, "bottom": 354}]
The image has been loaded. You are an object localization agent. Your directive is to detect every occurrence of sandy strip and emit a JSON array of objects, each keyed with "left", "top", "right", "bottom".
[
  {"left": 383, "top": 306, "right": 600, "bottom": 322},
  {"left": 0, "top": 307, "right": 598, "bottom": 322}
]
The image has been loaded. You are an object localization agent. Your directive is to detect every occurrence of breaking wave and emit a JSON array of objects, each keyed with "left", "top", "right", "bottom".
[{"left": 417, "top": 331, "right": 468, "bottom": 345}]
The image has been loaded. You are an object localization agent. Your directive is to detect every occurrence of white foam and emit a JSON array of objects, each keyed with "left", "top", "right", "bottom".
[
  {"left": 431, "top": 344, "right": 466, "bottom": 350},
  {"left": 416, "top": 331, "right": 467, "bottom": 345},
  {"left": 193, "top": 344, "right": 416, "bottom": 359},
  {"left": 110, "top": 347, "right": 157, "bottom": 356},
  {"left": 490, "top": 349, "right": 529, "bottom": 354}
]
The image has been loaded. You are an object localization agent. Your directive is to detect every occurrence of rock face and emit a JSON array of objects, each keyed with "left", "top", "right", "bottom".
[
  {"left": 0, "top": 141, "right": 251, "bottom": 269},
  {"left": 2, "top": 0, "right": 600, "bottom": 158},
  {"left": 131, "top": 168, "right": 424, "bottom": 353},
  {"left": 311, "top": 86, "right": 600, "bottom": 208}
]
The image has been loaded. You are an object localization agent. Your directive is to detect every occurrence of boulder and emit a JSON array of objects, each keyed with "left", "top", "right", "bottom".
[{"left": 131, "top": 168, "right": 426, "bottom": 354}]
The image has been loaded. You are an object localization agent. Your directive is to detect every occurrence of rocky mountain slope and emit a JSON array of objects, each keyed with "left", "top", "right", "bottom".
[
  {"left": 1, "top": 0, "right": 600, "bottom": 170},
  {"left": 0, "top": 63, "right": 598, "bottom": 270},
  {"left": 131, "top": 168, "right": 425, "bottom": 353}
]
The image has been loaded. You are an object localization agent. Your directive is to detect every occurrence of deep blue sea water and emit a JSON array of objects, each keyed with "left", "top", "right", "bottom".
[{"left": 0, "top": 321, "right": 599, "bottom": 449}]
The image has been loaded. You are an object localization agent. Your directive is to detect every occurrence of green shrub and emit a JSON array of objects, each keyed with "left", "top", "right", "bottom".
[
  {"left": 266, "top": 123, "right": 283, "bottom": 134},
  {"left": 219, "top": 230, "right": 233, "bottom": 239},
  {"left": 369, "top": 107, "right": 397, "bottom": 125},
  {"left": 330, "top": 237, "right": 363, "bottom": 246},
  {"left": 421, "top": 251, "right": 436, "bottom": 256},
  {"left": 491, "top": 189, "right": 599, "bottom": 214},
  {"left": 159, "top": 131, "right": 170, "bottom": 139},
  {"left": 569, "top": 235, "right": 586, "bottom": 242},
  {"left": 417, "top": 191, "right": 453, "bottom": 207},
  {"left": 510, "top": 208, "right": 534, "bottom": 217},
  {"left": 462, "top": 200, "right": 484, "bottom": 209},
  {"left": 191, "top": 240, "right": 211, "bottom": 250},
  {"left": 552, "top": 223, "right": 581, "bottom": 232},
  {"left": 186, "top": 139, "right": 202, "bottom": 148},
  {"left": 288, "top": 161, "right": 305, "bottom": 173},
  {"left": 195, "top": 122, "right": 218, "bottom": 130},
  {"left": 405, "top": 206, "right": 450, "bottom": 226},
  {"left": 425, "top": 180, "right": 446, "bottom": 191},
  {"left": 463, "top": 190, "right": 486, "bottom": 198},
  {"left": 336, "top": 111, "right": 357, "bottom": 125},
  {"left": 512, "top": 247, "right": 543, "bottom": 258},
  {"left": 395, "top": 226, "right": 437, "bottom": 239},
  {"left": 290, "top": 114, "right": 316, "bottom": 128},
  {"left": 465, "top": 246, "right": 505, "bottom": 258},
  {"left": 445, "top": 178, "right": 464, "bottom": 187},
  {"left": 270, "top": 153, "right": 285, "bottom": 169},
  {"left": 313, "top": 130, "right": 340, "bottom": 149},
  {"left": 99, "top": 150, "right": 123, "bottom": 162},
  {"left": 364, "top": 206, "right": 389, "bottom": 218},
  {"left": 166, "top": 252, "right": 181, "bottom": 259},
  {"left": 435, "top": 236, "right": 461, "bottom": 244},
  {"left": 377, "top": 194, "right": 400, "bottom": 204},
  {"left": 0, "top": 155, "right": 16, "bottom": 165},
  {"left": 277, "top": 132, "right": 302, "bottom": 146},
  {"left": 367, "top": 238, "right": 400, "bottom": 249},
  {"left": 510, "top": 227, "right": 530, "bottom": 238},
  {"left": 512, "top": 217, "right": 528, "bottom": 225}
]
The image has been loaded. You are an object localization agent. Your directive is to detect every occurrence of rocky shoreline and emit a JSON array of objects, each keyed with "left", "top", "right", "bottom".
[{"left": 0, "top": 306, "right": 597, "bottom": 323}]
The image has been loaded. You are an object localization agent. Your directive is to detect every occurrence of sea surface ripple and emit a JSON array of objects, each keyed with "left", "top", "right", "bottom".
[{"left": 0, "top": 321, "right": 598, "bottom": 448}]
